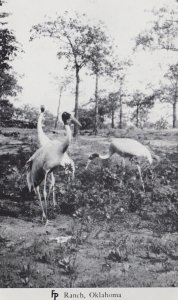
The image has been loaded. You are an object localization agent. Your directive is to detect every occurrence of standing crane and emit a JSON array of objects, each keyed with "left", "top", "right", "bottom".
[
  {"left": 37, "top": 105, "right": 56, "bottom": 207},
  {"left": 37, "top": 106, "right": 75, "bottom": 207},
  {"left": 26, "top": 112, "right": 81, "bottom": 224},
  {"left": 86, "top": 138, "right": 154, "bottom": 191},
  {"left": 38, "top": 106, "right": 75, "bottom": 176}
]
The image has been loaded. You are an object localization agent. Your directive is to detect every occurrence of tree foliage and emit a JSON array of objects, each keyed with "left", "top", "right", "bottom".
[
  {"left": 134, "top": 4, "right": 178, "bottom": 128},
  {"left": 0, "top": 99, "right": 14, "bottom": 126},
  {"left": 128, "top": 90, "right": 155, "bottom": 128},
  {"left": 98, "top": 92, "right": 119, "bottom": 128},
  {"left": 156, "top": 63, "right": 178, "bottom": 128},
  {"left": 110, "top": 59, "right": 131, "bottom": 129},
  {"left": 0, "top": 0, "right": 21, "bottom": 104},
  {"left": 78, "top": 108, "right": 95, "bottom": 130},
  {"left": 50, "top": 73, "right": 74, "bottom": 128},
  {"left": 31, "top": 12, "right": 112, "bottom": 135},
  {"left": 14, "top": 104, "right": 55, "bottom": 128},
  {"left": 78, "top": 107, "right": 105, "bottom": 130},
  {"left": 135, "top": 5, "right": 178, "bottom": 52},
  {"left": 86, "top": 24, "right": 114, "bottom": 134}
]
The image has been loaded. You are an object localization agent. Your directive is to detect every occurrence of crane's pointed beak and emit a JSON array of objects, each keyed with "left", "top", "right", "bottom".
[
  {"left": 71, "top": 116, "right": 82, "bottom": 127},
  {"left": 85, "top": 159, "right": 91, "bottom": 170}
]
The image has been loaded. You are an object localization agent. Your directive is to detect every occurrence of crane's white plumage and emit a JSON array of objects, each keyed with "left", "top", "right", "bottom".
[
  {"left": 37, "top": 106, "right": 50, "bottom": 146},
  {"left": 86, "top": 138, "right": 154, "bottom": 191},
  {"left": 37, "top": 105, "right": 56, "bottom": 207},
  {"left": 110, "top": 138, "right": 152, "bottom": 164},
  {"left": 38, "top": 105, "right": 75, "bottom": 176},
  {"left": 37, "top": 106, "right": 75, "bottom": 207}
]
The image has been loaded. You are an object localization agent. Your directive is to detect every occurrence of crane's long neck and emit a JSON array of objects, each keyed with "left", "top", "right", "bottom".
[
  {"left": 86, "top": 152, "right": 111, "bottom": 169},
  {"left": 37, "top": 112, "right": 50, "bottom": 146},
  {"left": 65, "top": 124, "right": 72, "bottom": 144},
  {"left": 99, "top": 154, "right": 111, "bottom": 160},
  {"left": 146, "top": 151, "right": 153, "bottom": 165},
  {"left": 61, "top": 124, "right": 72, "bottom": 153},
  {"left": 98, "top": 144, "right": 114, "bottom": 160}
]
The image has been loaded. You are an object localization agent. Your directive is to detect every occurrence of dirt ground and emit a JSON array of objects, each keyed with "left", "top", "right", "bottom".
[{"left": 0, "top": 127, "right": 178, "bottom": 287}]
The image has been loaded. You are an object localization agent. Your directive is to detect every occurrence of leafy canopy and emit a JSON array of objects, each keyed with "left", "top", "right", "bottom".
[{"left": 135, "top": 5, "right": 178, "bottom": 52}]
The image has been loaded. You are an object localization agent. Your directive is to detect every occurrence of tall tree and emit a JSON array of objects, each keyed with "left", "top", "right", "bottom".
[
  {"left": 87, "top": 24, "right": 114, "bottom": 134},
  {"left": 127, "top": 90, "right": 155, "bottom": 128},
  {"left": 98, "top": 92, "right": 120, "bottom": 128},
  {"left": 0, "top": 99, "right": 14, "bottom": 126},
  {"left": 82, "top": 90, "right": 108, "bottom": 128},
  {"left": 157, "top": 63, "right": 178, "bottom": 128},
  {"left": 0, "top": 0, "right": 21, "bottom": 103},
  {"left": 134, "top": 4, "right": 178, "bottom": 128},
  {"left": 107, "top": 92, "right": 119, "bottom": 129},
  {"left": 31, "top": 12, "right": 106, "bottom": 136},
  {"left": 117, "top": 74, "right": 128, "bottom": 129},
  {"left": 112, "top": 59, "right": 131, "bottom": 129},
  {"left": 51, "top": 74, "right": 73, "bottom": 129}
]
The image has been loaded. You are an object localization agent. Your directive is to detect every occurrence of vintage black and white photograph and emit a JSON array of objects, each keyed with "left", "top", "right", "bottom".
[{"left": 0, "top": 0, "right": 178, "bottom": 289}]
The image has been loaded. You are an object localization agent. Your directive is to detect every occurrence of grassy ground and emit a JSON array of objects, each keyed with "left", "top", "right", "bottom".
[{"left": 0, "top": 127, "right": 178, "bottom": 287}]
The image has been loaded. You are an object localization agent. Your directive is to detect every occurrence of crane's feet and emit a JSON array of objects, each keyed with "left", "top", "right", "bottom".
[
  {"left": 41, "top": 212, "right": 49, "bottom": 225},
  {"left": 41, "top": 215, "right": 52, "bottom": 227},
  {"left": 42, "top": 212, "right": 46, "bottom": 221},
  {"left": 44, "top": 219, "right": 54, "bottom": 227},
  {"left": 41, "top": 216, "right": 49, "bottom": 226},
  {"left": 45, "top": 219, "right": 49, "bottom": 227}
]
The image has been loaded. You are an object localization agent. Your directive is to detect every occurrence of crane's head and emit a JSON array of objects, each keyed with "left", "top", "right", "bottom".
[
  {"left": 85, "top": 153, "right": 99, "bottom": 169},
  {"left": 62, "top": 112, "right": 81, "bottom": 127},
  {"left": 40, "top": 105, "right": 45, "bottom": 113}
]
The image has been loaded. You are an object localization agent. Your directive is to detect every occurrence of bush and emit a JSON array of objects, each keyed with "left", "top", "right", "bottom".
[
  {"left": 0, "top": 99, "right": 14, "bottom": 126},
  {"left": 154, "top": 117, "right": 169, "bottom": 130}
]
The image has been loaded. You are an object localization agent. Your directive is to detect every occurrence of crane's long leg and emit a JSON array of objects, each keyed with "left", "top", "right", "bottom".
[
  {"left": 122, "top": 158, "right": 126, "bottom": 176},
  {"left": 48, "top": 172, "right": 56, "bottom": 207},
  {"left": 149, "top": 166, "right": 154, "bottom": 185},
  {"left": 71, "top": 160, "right": 75, "bottom": 180},
  {"left": 136, "top": 164, "right": 145, "bottom": 192},
  {"left": 43, "top": 172, "right": 48, "bottom": 223},
  {"left": 120, "top": 157, "right": 125, "bottom": 187},
  {"left": 36, "top": 186, "right": 46, "bottom": 221},
  {"left": 47, "top": 173, "right": 53, "bottom": 198}
]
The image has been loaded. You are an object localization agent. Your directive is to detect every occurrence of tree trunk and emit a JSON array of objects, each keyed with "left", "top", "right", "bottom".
[
  {"left": 74, "top": 66, "right": 80, "bottom": 137},
  {"left": 119, "top": 96, "right": 123, "bottom": 129},
  {"left": 94, "top": 73, "right": 99, "bottom": 135},
  {"left": 54, "top": 87, "right": 63, "bottom": 129},
  {"left": 173, "top": 98, "right": 177, "bottom": 128},
  {"left": 173, "top": 79, "right": 178, "bottom": 128},
  {"left": 111, "top": 109, "right": 115, "bottom": 128},
  {"left": 136, "top": 105, "right": 139, "bottom": 127}
]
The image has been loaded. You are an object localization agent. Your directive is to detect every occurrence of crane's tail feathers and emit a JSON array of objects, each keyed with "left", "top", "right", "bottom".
[
  {"left": 25, "top": 158, "right": 33, "bottom": 172},
  {"left": 25, "top": 157, "right": 34, "bottom": 192}
]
